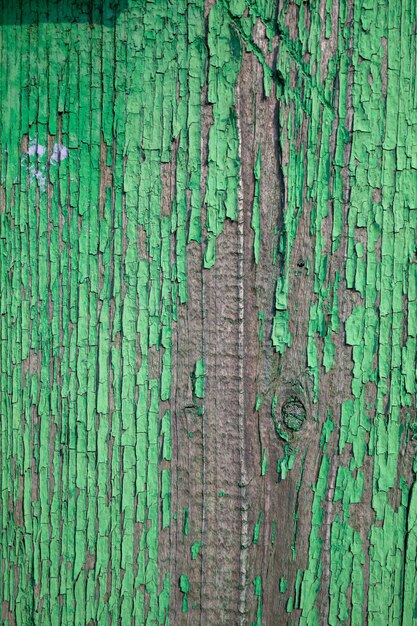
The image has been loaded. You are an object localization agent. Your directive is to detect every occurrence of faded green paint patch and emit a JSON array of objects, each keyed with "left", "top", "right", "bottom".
[
  {"left": 258, "top": 309, "right": 264, "bottom": 342},
  {"left": 192, "top": 358, "right": 205, "bottom": 400}
]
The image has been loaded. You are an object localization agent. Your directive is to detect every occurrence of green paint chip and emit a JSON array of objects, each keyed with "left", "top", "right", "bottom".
[
  {"left": 252, "top": 576, "right": 263, "bottom": 626},
  {"left": 261, "top": 449, "right": 268, "bottom": 476},
  {"left": 192, "top": 358, "right": 205, "bottom": 399},
  {"left": 191, "top": 541, "right": 202, "bottom": 560},
  {"left": 253, "top": 512, "right": 263, "bottom": 545},
  {"left": 179, "top": 575, "right": 190, "bottom": 613}
]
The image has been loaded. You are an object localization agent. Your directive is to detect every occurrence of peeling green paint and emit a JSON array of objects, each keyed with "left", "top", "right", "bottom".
[
  {"left": 261, "top": 449, "right": 268, "bottom": 476},
  {"left": 0, "top": 0, "right": 208, "bottom": 622},
  {"left": 298, "top": 455, "right": 329, "bottom": 624},
  {"left": 277, "top": 446, "right": 297, "bottom": 480},
  {"left": 253, "top": 512, "right": 263, "bottom": 545},
  {"left": 270, "top": 0, "right": 417, "bottom": 622},
  {"left": 204, "top": 1, "right": 242, "bottom": 268},
  {"left": 191, "top": 541, "right": 202, "bottom": 560},
  {"left": 179, "top": 574, "right": 190, "bottom": 612},
  {"left": 258, "top": 309, "right": 264, "bottom": 342},
  {"left": 251, "top": 576, "right": 263, "bottom": 626},
  {"left": 192, "top": 358, "right": 205, "bottom": 400},
  {"left": 1, "top": 0, "right": 417, "bottom": 623},
  {"left": 271, "top": 520, "right": 276, "bottom": 545}
]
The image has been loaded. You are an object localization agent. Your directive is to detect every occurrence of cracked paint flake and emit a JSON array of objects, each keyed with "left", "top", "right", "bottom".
[{"left": 1, "top": 0, "right": 417, "bottom": 624}]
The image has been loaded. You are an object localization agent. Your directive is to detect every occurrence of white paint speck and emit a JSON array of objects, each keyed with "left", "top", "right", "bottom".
[
  {"left": 23, "top": 136, "right": 69, "bottom": 193},
  {"left": 50, "top": 143, "right": 69, "bottom": 163},
  {"left": 27, "top": 140, "right": 46, "bottom": 157},
  {"left": 34, "top": 170, "right": 46, "bottom": 190}
]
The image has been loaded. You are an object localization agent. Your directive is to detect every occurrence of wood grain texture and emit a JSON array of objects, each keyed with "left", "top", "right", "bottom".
[{"left": 1, "top": 1, "right": 417, "bottom": 625}]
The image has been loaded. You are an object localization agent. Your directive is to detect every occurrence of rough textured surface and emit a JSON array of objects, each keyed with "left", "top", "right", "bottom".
[{"left": 1, "top": 0, "right": 416, "bottom": 624}]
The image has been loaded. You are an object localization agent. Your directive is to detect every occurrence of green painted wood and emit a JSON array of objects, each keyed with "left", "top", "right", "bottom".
[{"left": 1, "top": 0, "right": 416, "bottom": 624}]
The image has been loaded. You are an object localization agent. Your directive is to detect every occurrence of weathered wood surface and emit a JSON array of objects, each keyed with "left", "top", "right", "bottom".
[{"left": 1, "top": 1, "right": 417, "bottom": 624}]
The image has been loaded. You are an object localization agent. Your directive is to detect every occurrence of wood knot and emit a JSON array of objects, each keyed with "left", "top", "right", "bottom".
[{"left": 281, "top": 396, "right": 306, "bottom": 432}]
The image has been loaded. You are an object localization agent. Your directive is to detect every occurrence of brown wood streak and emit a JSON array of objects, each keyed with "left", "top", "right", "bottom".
[
  {"left": 236, "top": 8, "right": 334, "bottom": 623},
  {"left": 237, "top": 23, "right": 318, "bottom": 624}
]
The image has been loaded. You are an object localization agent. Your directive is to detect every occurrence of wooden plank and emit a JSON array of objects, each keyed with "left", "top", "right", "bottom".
[{"left": 0, "top": 0, "right": 416, "bottom": 624}]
